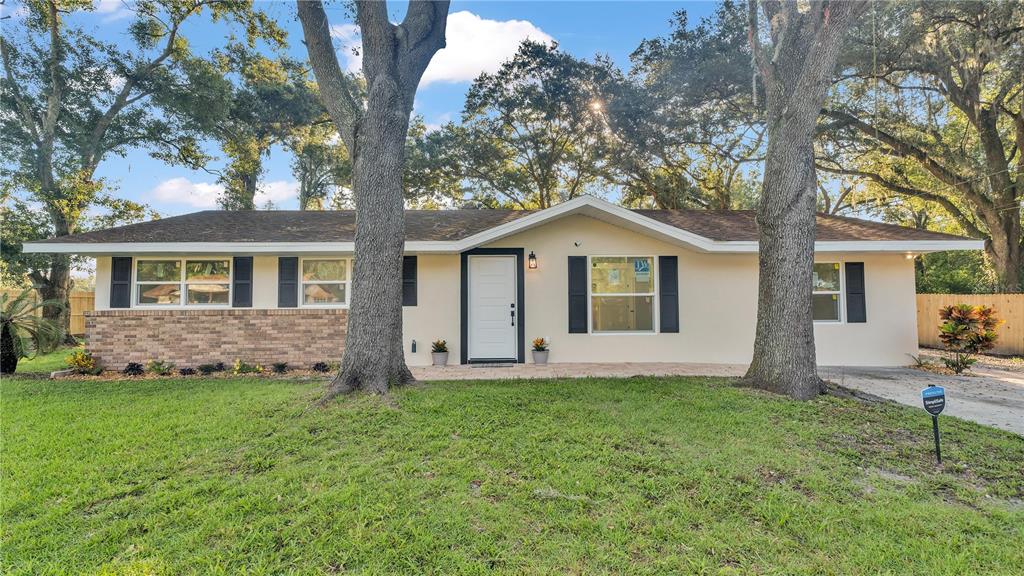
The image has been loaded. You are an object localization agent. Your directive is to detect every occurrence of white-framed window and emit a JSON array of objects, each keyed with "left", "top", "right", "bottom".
[
  {"left": 589, "top": 256, "right": 656, "bottom": 333},
  {"left": 812, "top": 262, "right": 843, "bottom": 322},
  {"left": 300, "top": 258, "right": 350, "bottom": 307},
  {"left": 135, "top": 258, "right": 231, "bottom": 306}
]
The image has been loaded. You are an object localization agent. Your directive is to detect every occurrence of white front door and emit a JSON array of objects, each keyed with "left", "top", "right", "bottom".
[{"left": 468, "top": 255, "right": 517, "bottom": 360}]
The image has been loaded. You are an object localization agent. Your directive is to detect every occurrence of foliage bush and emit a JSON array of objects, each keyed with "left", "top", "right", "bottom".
[
  {"left": 531, "top": 337, "right": 549, "bottom": 352},
  {"left": 65, "top": 350, "right": 102, "bottom": 375},
  {"left": 431, "top": 339, "right": 448, "bottom": 353},
  {"left": 198, "top": 363, "right": 226, "bottom": 375},
  {"left": 122, "top": 362, "right": 145, "bottom": 376},
  {"left": 147, "top": 360, "right": 175, "bottom": 376},
  {"left": 179, "top": 367, "right": 197, "bottom": 376},
  {"left": 271, "top": 362, "right": 288, "bottom": 374},
  {"left": 311, "top": 361, "right": 339, "bottom": 373},
  {"left": 916, "top": 251, "right": 998, "bottom": 294},
  {"left": 938, "top": 304, "right": 1002, "bottom": 374},
  {"left": 232, "top": 359, "right": 263, "bottom": 375},
  {"left": 0, "top": 289, "right": 64, "bottom": 374}
]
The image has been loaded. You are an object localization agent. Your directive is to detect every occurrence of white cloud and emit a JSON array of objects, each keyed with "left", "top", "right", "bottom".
[
  {"left": 94, "top": 0, "right": 133, "bottom": 22},
  {"left": 150, "top": 177, "right": 223, "bottom": 209},
  {"left": 150, "top": 178, "right": 299, "bottom": 209},
  {"left": 255, "top": 180, "right": 298, "bottom": 206},
  {"left": 332, "top": 11, "right": 553, "bottom": 86}
]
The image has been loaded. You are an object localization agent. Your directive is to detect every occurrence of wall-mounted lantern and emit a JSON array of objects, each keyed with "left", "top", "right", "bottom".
[{"left": 528, "top": 251, "right": 538, "bottom": 269}]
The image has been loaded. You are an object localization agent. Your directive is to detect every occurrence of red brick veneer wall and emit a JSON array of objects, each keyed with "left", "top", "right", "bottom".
[{"left": 85, "top": 309, "right": 347, "bottom": 370}]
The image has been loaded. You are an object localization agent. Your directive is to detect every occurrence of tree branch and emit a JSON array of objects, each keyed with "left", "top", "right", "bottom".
[
  {"left": 0, "top": 38, "right": 42, "bottom": 145},
  {"left": 816, "top": 163, "right": 985, "bottom": 238},
  {"left": 296, "top": 0, "right": 363, "bottom": 152},
  {"left": 822, "top": 107, "right": 996, "bottom": 211}
]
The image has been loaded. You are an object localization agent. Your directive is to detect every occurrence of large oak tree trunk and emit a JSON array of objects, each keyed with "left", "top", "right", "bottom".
[
  {"left": 332, "top": 88, "right": 414, "bottom": 395},
  {"left": 36, "top": 255, "right": 73, "bottom": 346},
  {"left": 298, "top": 0, "right": 449, "bottom": 397},
  {"left": 743, "top": 1, "right": 865, "bottom": 400},
  {"left": 988, "top": 220, "right": 1022, "bottom": 292}
]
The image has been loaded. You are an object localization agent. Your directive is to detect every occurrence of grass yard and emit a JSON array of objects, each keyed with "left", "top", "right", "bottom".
[
  {"left": 10, "top": 345, "right": 80, "bottom": 375},
  {"left": 2, "top": 375, "right": 1022, "bottom": 575}
]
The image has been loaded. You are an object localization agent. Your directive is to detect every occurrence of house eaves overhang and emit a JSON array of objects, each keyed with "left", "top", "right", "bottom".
[{"left": 21, "top": 196, "right": 985, "bottom": 256}]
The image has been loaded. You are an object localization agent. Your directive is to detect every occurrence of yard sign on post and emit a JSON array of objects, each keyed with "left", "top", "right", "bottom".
[{"left": 921, "top": 385, "right": 946, "bottom": 464}]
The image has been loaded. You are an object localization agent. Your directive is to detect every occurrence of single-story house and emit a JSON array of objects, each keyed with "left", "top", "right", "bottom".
[{"left": 24, "top": 196, "right": 982, "bottom": 369}]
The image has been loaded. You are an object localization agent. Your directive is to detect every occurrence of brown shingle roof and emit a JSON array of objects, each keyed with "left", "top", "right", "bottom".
[
  {"left": 33, "top": 208, "right": 968, "bottom": 244},
  {"left": 636, "top": 210, "right": 968, "bottom": 242},
  {"left": 34, "top": 210, "right": 532, "bottom": 244}
]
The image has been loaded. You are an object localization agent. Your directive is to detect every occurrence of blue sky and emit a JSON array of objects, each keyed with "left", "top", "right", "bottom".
[{"left": 7, "top": 1, "right": 719, "bottom": 215}]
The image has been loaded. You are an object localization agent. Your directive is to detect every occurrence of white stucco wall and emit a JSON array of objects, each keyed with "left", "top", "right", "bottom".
[
  {"left": 90, "top": 214, "right": 919, "bottom": 367},
  {"left": 484, "top": 214, "right": 918, "bottom": 366}
]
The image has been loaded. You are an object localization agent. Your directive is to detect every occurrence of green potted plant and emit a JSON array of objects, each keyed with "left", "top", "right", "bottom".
[
  {"left": 431, "top": 339, "right": 449, "bottom": 366},
  {"left": 532, "top": 337, "right": 549, "bottom": 365},
  {"left": 0, "top": 289, "right": 63, "bottom": 375}
]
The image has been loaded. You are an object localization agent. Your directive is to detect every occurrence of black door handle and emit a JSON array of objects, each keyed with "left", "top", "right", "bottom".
[{"left": 511, "top": 309, "right": 515, "bottom": 326}]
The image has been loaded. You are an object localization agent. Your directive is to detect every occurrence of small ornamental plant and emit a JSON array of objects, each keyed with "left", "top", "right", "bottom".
[
  {"left": 122, "top": 362, "right": 145, "bottom": 376},
  {"left": 147, "top": 360, "right": 175, "bottom": 376},
  {"left": 197, "top": 363, "right": 218, "bottom": 375},
  {"left": 938, "top": 304, "right": 1002, "bottom": 374},
  {"left": 431, "top": 339, "right": 449, "bottom": 366},
  {"left": 271, "top": 362, "right": 289, "bottom": 374},
  {"left": 532, "top": 337, "right": 549, "bottom": 352},
  {"left": 66, "top": 350, "right": 101, "bottom": 375},
  {"left": 312, "top": 361, "right": 330, "bottom": 373},
  {"left": 232, "top": 359, "right": 264, "bottom": 375},
  {"left": 179, "top": 367, "right": 197, "bottom": 376}
]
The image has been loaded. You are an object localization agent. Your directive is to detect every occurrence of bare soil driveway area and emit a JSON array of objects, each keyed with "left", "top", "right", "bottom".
[{"left": 822, "top": 351, "right": 1024, "bottom": 436}]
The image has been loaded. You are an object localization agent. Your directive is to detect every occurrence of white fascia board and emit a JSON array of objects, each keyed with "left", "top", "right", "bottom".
[
  {"left": 21, "top": 242, "right": 358, "bottom": 255},
  {"left": 809, "top": 239, "right": 985, "bottom": 253}
]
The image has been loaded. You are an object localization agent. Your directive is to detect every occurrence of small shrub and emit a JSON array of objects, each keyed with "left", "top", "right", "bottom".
[
  {"left": 311, "top": 361, "right": 330, "bottom": 373},
  {"left": 271, "top": 362, "right": 288, "bottom": 374},
  {"left": 215, "top": 362, "right": 226, "bottom": 372},
  {"left": 938, "top": 304, "right": 1002, "bottom": 374},
  {"left": 431, "top": 339, "right": 448, "bottom": 353},
  {"left": 197, "top": 363, "right": 218, "bottom": 375},
  {"left": 232, "top": 359, "right": 264, "bottom": 375},
  {"left": 531, "top": 337, "right": 549, "bottom": 352},
  {"left": 179, "top": 367, "right": 197, "bottom": 376},
  {"left": 66, "top": 350, "right": 102, "bottom": 375},
  {"left": 122, "top": 362, "right": 145, "bottom": 376},
  {"left": 147, "top": 360, "right": 175, "bottom": 376}
]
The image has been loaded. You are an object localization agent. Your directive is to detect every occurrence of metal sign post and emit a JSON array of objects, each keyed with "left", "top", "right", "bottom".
[{"left": 921, "top": 385, "right": 946, "bottom": 464}]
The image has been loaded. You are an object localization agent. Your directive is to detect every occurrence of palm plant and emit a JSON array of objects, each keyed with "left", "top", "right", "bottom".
[{"left": 1, "top": 289, "right": 64, "bottom": 374}]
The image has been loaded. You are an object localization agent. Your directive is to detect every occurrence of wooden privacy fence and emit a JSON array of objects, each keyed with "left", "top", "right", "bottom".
[
  {"left": 916, "top": 294, "right": 1023, "bottom": 356},
  {"left": 0, "top": 290, "right": 95, "bottom": 336}
]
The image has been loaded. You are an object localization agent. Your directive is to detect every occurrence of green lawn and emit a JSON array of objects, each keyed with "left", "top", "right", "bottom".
[
  {"left": 2, "top": 376, "right": 1022, "bottom": 575},
  {"left": 9, "top": 345, "right": 80, "bottom": 375}
]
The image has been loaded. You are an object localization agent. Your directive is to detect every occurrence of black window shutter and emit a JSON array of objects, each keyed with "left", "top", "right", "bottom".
[
  {"left": 845, "top": 262, "right": 866, "bottom": 323},
  {"left": 659, "top": 256, "right": 679, "bottom": 333},
  {"left": 402, "top": 255, "right": 417, "bottom": 306},
  {"left": 232, "top": 256, "right": 253, "bottom": 307},
  {"left": 110, "top": 256, "right": 132, "bottom": 308},
  {"left": 568, "top": 256, "right": 588, "bottom": 333},
  {"left": 278, "top": 257, "right": 298, "bottom": 308}
]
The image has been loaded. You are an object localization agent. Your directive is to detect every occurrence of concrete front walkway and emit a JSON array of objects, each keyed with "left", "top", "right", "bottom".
[{"left": 413, "top": 359, "right": 1024, "bottom": 436}]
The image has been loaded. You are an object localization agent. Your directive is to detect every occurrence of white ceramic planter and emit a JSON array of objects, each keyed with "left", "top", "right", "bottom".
[
  {"left": 532, "top": 350, "right": 549, "bottom": 365},
  {"left": 432, "top": 352, "right": 449, "bottom": 366}
]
